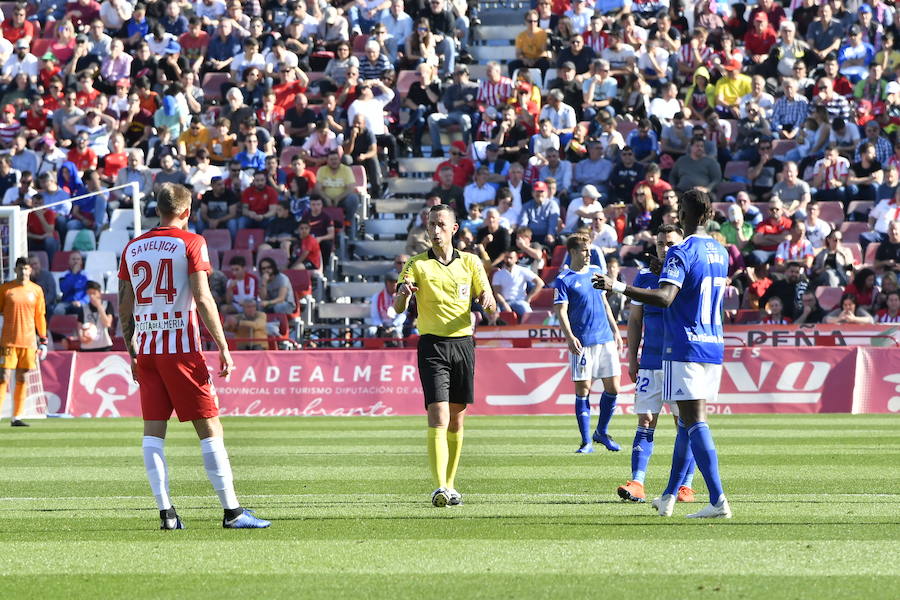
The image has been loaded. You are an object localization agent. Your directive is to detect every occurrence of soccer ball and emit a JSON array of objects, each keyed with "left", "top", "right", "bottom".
[{"left": 80, "top": 323, "right": 98, "bottom": 343}]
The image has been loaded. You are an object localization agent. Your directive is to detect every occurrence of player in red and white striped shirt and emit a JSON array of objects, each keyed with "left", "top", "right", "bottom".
[
  {"left": 119, "top": 183, "right": 270, "bottom": 530},
  {"left": 477, "top": 62, "right": 514, "bottom": 110},
  {"left": 775, "top": 219, "right": 815, "bottom": 270},
  {"left": 877, "top": 291, "right": 900, "bottom": 322}
]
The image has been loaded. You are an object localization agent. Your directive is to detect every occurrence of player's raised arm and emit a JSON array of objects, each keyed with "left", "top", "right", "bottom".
[{"left": 189, "top": 270, "right": 234, "bottom": 378}]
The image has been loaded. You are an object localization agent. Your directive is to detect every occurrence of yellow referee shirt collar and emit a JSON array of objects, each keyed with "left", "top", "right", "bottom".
[{"left": 427, "top": 248, "right": 461, "bottom": 265}]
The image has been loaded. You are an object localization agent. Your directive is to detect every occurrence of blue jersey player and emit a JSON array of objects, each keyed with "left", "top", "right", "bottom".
[
  {"left": 594, "top": 189, "right": 731, "bottom": 519},
  {"left": 553, "top": 234, "right": 623, "bottom": 454},
  {"left": 617, "top": 224, "right": 697, "bottom": 504}
]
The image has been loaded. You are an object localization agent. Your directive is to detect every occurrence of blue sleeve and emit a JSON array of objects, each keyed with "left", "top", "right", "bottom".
[
  {"left": 660, "top": 246, "right": 687, "bottom": 288},
  {"left": 552, "top": 276, "right": 568, "bottom": 304}
]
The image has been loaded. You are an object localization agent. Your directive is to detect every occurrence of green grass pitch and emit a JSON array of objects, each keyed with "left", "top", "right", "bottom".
[{"left": 1, "top": 414, "right": 899, "bottom": 599}]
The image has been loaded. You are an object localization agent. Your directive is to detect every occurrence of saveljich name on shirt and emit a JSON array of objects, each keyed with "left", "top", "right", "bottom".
[
  {"left": 136, "top": 317, "right": 186, "bottom": 332},
  {"left": 129, "top": 239, "right": 180, "bottom": 257}
]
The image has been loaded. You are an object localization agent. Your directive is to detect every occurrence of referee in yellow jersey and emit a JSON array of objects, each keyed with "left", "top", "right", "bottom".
[{"left": 395, "top": 204, "right": 496, "bottom": 507}]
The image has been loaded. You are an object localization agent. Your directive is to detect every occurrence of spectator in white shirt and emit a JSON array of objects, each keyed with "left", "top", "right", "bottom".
[
  {"left": 539, "top": 90, "right": 577, "bottom": 137},
  {"left": 0, "top": 40, "right": 38, "bottom": 85},
  {"left": 463, "top": 167, "right": 496, "bottom": 211},
  {"left": 590, "top": 210, "right": 619, "bottom": 254},
  {"left": 564, "top": 184, "right": 604, "bottom": 233},
  {"left": 491, "top": 248, "right": 545, "bottom": 317},
  {"left": 801, "top": 200, "right": 832, "bottom": 248}
]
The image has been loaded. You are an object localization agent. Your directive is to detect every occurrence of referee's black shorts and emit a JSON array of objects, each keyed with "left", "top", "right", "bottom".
[{"left": 417, "top": 334, "right": 475, "bottom": 407}]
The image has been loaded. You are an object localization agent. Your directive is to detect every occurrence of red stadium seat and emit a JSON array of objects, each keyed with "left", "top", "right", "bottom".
[
  {"left": 48, "top": 314, "right": 79, "bottom": 338},
  {"left": 323, "top": 206, "right": 345, "bottom": 232},
  {"left": 846, "top": 200, "right": 874, "bottom": 219},
  {"left": 202, "top": 229, "right": 232, "bottom": 253},
  {"left": 521, "top": 310, "right": 550, "bottom": 324},
  {"left": 279, "top": 146, "right": 303, "bottom": 168},
  {"left": 497, "top": 310, "right": 519, "bottom": 325},
  {"left": 201, "top": 72, "right": 231, "bottom": 102},
  {"left": 221, "top": 249, "right": 254, "bottom": 269},
  {"left": 50, "top": 250, "right": 76, "bottom": 272},
  {"left": 257, "top": 248, "right": 289, "bottom": 269},
  {"left": 284, "top": 268, "right": 313, "bottom": 297},
  {"left": 816, "top": 202, "right": 844, "bottom": 226},
  {"left": 397, "top": 70, "right": 418, "bottom": 97},
  {"left": 839, "top": 222, "right": 869, "bottom": 244},
  {"left": 715, "top": 181, "right": 747, "bottom": 197},
  {"left": 845, "top": 242, "right": 863, "bottom": 265},
  {"left": 235, "top": 228, "right": 265, "bottom": 251},
  {"left": 723, "top": 161, "right": 749, "bottom": 180},
  {"left": 816, "top": 286, "right": 844, "bottom": 311},
  {"left": 540, "top": 266, "right": 559, "bottom": 284},
  {"left": 550, "top": 245, "right": 567, "bottom": 267},
  {"left": 531, "top": 288, "right": 555, "bottom": 309},
  {"left": 865, "top": 243, "right": 880, "bottom": 266},
  {"left": 29, "top": 38, "right": 51, "bottom": 58}
]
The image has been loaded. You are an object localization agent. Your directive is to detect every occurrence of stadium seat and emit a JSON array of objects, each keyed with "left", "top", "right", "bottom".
[
  {"left": 398, "top": 157, "right": 443, "bottom": 178},
  {"left": 316, "top": 302, "right": 372, "bottom": 321},
  {"left": 396, "top": 70, "right": 417, "bottom": 97},
  {"left": 387, "top": 178, "right": 434, "bottom": 196},
  {"left": 235, "top": 228, "right": 265, "bottom": 251},
  {"left": 84, "top": 251, "right": 118, "bottom": 284},
  {"left": 839, "top": 222, "right": 869, "bottom": 244},
  {"left": 98, "top": 230, "right": 131, "bottom": 257},
  {"left": 265, "top": 313, "right": 290, "bottom": 349},
  {"left": 846, "top": 242, "right": 863, "bottom": 265},
  {"left": 351, "top": 33, "right": 369, "bottom": 55},
  {"left": 550, "top": 245, "right": 567, "bottom": 267},
  {"left": 816, "top": 202, "right": 844, "bottom": 226},
  {"left": 723, "top": 285, "right": 741, "bottom": 313},
  {"left": 221, "top": 249, "right": 254, "bottom": 269},
  {"left": 340, "top": 260, "right": 394, "bottom": 278},
  {"left": 616, "top": 120, "right": 636, "bottom": 138},
  {"left": 363, "top": 218, "right": 412, "bottom": 238},
  {"left": 48, "top": 314, "right": 79, "bottom": 339},
  {"left": 846, "top": 200, "right": 873, "bottom": 220},
  {"left": 715, "top": 181, "right": 747, "bottom": 197},
  {"left": 711, "top": 202, "right": 732, "bottom": 220},
  {"left": 323, "top": 206, "right": 345, "bottom": 232},
  {"left": 51, "top": 250, "right": 76, "bottom": 272},
  {"left": 374, "top": 199, "right": 424, "bottom": 217},
  {"left": 108, "top": 209, "right": 134, "bottom": 230},
  {"left": 328, "top": 281, "right": 382, "bottom": 301},
  {"left": 816, "top": 286, "right": 844, "bottom": 311},
  {"left": 497, "top": 310, "right": 519, "bottom": 325},
  {"left": 352, "top": 240, "right": 406, "bottom": 259},
  {"left": 279, "top": 146, "right": 303, "bottom": 168},
  {"left": 63, "top": 229, "right": 95, "bottom": 251},
  {"left": 771, "top": 139, "right": 796, "bottom": 155},
  {"left": 202, "top": 229, "right": 232, "bottom": 254},
  {"left": 284, "top": 268, "right": 313, "bottom": 297},
  {"left": 732, "top": 310, "right": 760, "bottom": 325},
  {"left": 865, "top": 242, "right": 880, "bottom": 266},
  {"left": 539, "top": 266, "right": 559, "bottom": 284},
  {"left": 29, "top": 251, "right": 48, "bottom": 271},
  {"left": 256, "top": 248, "right": 289, "bottom": 270},
  {"left": 201, "top": 72, "right": 230, "bottom": 102},
  {"left": 723, "top": 161, "right": 750, "bottom": 180},
  {"left": 531, "top": 288, "right": 555, "bottom": 309},
  {"left": 29, "top": 38, "right": 51, "bottom": 58},
  {"left": 520, "top": 310, "right": 550, "bottom": 324}
]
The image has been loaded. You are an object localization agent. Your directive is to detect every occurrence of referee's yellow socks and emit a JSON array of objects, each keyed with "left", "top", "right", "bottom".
[
  {"left": 446, "top": 429, "right": 463, "bottom": 490},
  {"left": 12, "top": 383, "right": 25, "bottom": 418},
  {"left": 427, "top": 427, "right": 449, "bottom": 489}
]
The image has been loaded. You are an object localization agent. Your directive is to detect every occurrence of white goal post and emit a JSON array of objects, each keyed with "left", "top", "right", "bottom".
[{"left": 1, "top": 181, "right": 142, "bottom": 280}]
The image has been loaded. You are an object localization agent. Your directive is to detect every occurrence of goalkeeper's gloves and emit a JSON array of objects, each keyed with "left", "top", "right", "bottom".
[{"left": 38, "top": 337, "right": 48, "bottom": 361}]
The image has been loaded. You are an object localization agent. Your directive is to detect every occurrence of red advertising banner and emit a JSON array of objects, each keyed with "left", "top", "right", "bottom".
[
  {"left": 53, "top": 346, "right": 896, "bottom": 417},
  {"left": 38, "top": 351, "right": 75, "bottom": 414},
  {"left": 852, "top": 348, "right": 900, "bottom": 414}
]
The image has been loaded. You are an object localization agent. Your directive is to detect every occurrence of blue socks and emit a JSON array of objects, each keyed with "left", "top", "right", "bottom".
[
  {"left": 574, "top": 395, "right": 591, "bottom": 445},
  {"left": 681, "top": 456, "right": 696, "bottom": 488},
  {"left": 688, "top": 422, "right": 725, "bottom": 505},
  {"left": 630, "top": 426, "right": 655, "bottom": 483},
  {"left": 663, "top": 419, "right": 693, "bottom": 497},
  {"left": 594, "top": 392, "right": 617, "bottom": 436}
]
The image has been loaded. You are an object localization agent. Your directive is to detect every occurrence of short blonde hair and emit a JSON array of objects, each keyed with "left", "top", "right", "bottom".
[{"left": 156, "top": 183, "right": 192, "bottom": 217}]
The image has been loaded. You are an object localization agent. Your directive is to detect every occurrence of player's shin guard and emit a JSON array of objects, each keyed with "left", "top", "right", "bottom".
[
  {"left": 200, "top": 436, "right": 240, "bottom": 510},
  {"left": 142, "top": 436, "right": 172, "bottom": 511},
  {"left": 446, "top": 429, "right": 463, "bottom": 490},
  {"left": 663, "top": 419, "right": 692, "bottom": 497},
  {"left": 687, "top": 422, "right": 725, "bottom": 505},
  {"left": 12, "top": 382, "right": 26, "bottom": 418},
  {"left": 575, "top": 395, "right": 591, "bottom": 445},
  {"left": 631, "top": 426, "right": 655, "bottom": 484},
  {"left": 595, "top": 392, "right": 617, "bottom": 435},
  {"left": 427, "top": 427, "right": 449, "bottom": 489}
]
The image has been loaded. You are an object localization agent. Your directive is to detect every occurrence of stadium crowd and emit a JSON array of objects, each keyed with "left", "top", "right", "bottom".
[{"left": 7, "top": 0, "right": 900, "bottom": 350}]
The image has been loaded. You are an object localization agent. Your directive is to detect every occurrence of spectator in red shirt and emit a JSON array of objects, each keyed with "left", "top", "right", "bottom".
[
  {"left": 75, "top": 73, "right": 102, "bottom": 109},
  {"left": 101, "top": 133, "right": 128, "bottom": 184},
  {"left": 301, "top": 196, "right": 336, "bottom": 264},
  {"left": 432, "top": 141, "right": 475, "bottom": 187},
  {"left": 240, "top": 170, "right": 278, "bottom": 230},
  {"left": 39, "top": 60, "right": 63, "bottom": 96},
  {"left": 66, "top": 133, "right": 98, "bottom": 172},
  {"left": 23, "top": 96, "right": 51, "bottom": 140},
  {"left": 26, "top": 193, "right": 60, "bottom": 261},
  {"left": 744, "top": 12, "right": 778, "bottom": 66},
  {"left": 748, "top": 0, "right": 786, "bottom": 31},
  {"left": 844, "top": 267, "right": 879, "bottom": 311},
  {"left": 178, "top": 16, "right": 209, "bottom": 74},
  {"left": 0, "top": 104, "right": 22, "bottom": 149},
  {"left": 1, "top": 5, "right": 35, "bottom": 45},
  {"left": 635, "top": 162, "right": 672, "bottom": 203},
  {"left": 290, "top": 220, "right": 323, "bottom": 272},
  {"left": 751, "top": 197, "right": 792, "bottom": 264}
]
